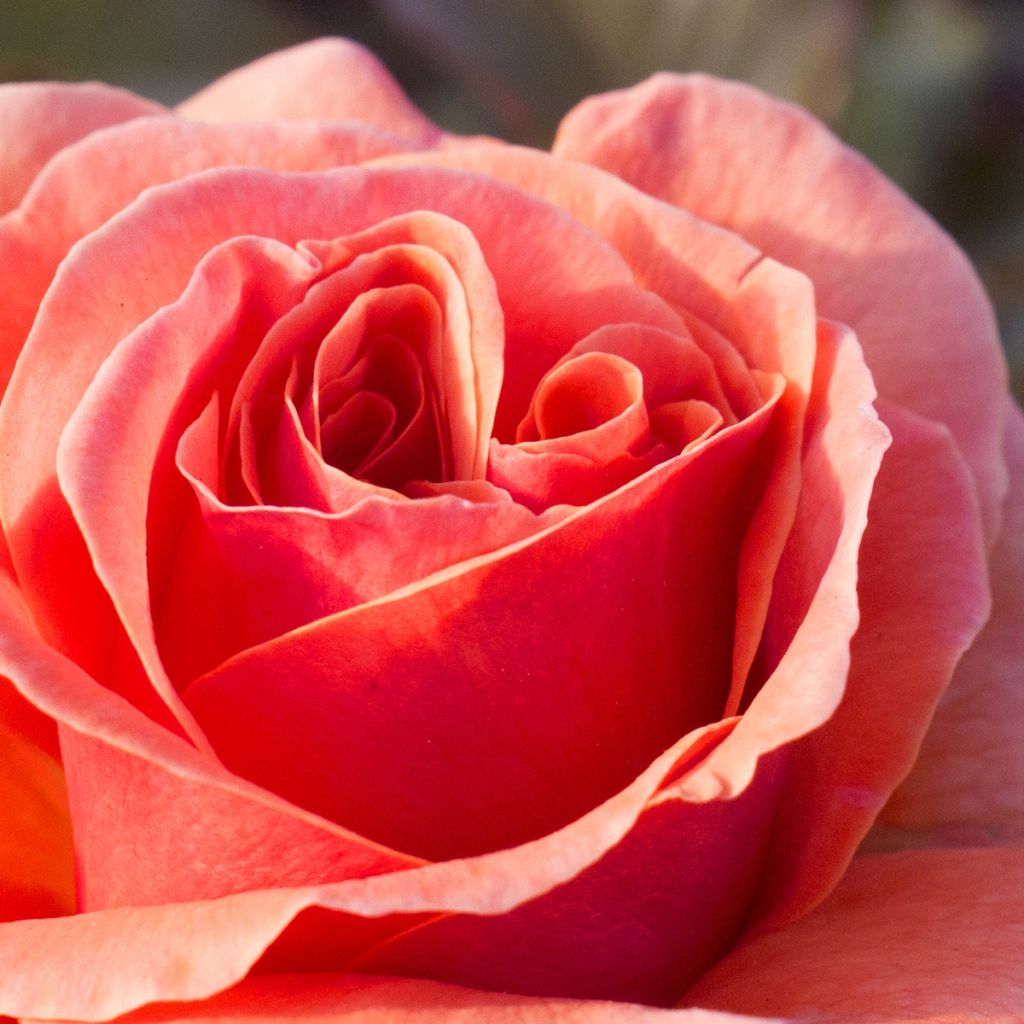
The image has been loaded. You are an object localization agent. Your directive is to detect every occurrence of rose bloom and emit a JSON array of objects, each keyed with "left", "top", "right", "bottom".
[{"left": 0, "top": 38, "right": 1021, "bottom": 1023}]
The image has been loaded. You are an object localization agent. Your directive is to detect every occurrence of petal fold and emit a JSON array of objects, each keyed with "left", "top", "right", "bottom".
[
  {"left": 553, "top": 73, "right": 1008, "bottom": 541},
  {"left": 875, "top": 401, "right": 1024, "bottom": 847}
]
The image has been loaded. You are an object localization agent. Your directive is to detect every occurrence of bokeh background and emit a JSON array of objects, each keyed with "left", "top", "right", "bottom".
[{"left": 2, "top": 0, "right": 1021, "bottom": 397}]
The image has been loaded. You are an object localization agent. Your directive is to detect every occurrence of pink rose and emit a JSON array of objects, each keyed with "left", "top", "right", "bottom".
[{"left": 0, "top": 40, "right": 1020, "bottom": 1023}]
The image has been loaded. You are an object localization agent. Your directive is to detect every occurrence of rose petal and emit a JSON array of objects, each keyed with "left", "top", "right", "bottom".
[
  {"left": 52, "top": 975, "right": 760, "bottom": 1024},
  {"left": 685, "top": 847, "right": 1024, "bottom": 1021},
  {"left": 0, "top": 551, "right": 73, "bottom": 923},
  {"left": 743, "top": 397, "right": 989, "bottom": 928},
  {"left": 0, "top": 164, "right": 676, "bottom": 727},
  {"left": 552, "top": 73, "right": 1008, "bottom": 541},
  {"left": 162, "top": 484, "right": 550, "bottom": 681},
  {"left": 0, "top": 81, "right": 163, "bottom": 214},
  {"left": 184, "top": 393, "right": 778, "bottom": 861},
  {"left": 386, "top": 142, "right": 817, "bottom": 724},
  {"left": 0, "top": 717, "right": 74, "bottom": 923},
  {"left": 0, "top": 637, "right": 74, "bottom": 921},
  {"left": 0, "top": 298, "right": 878, "bottom": 1009},
  {"left": 0, "top": 116, "right": 418, "bottom": 395},
  {"left": 0, "top": 727, "right": 732, "bottom": 1021},
  {"left": 874, "top": 401, "right": 1024, "bottom": 847},
  {"left": 55, "top": 237, "right": 322, "bottom": 746},
  {"left": 0, "top": 579, "right": 417, "bottom": 914},
  {"left": 177, "top": 37, "right": 443, "bottom": 147}
]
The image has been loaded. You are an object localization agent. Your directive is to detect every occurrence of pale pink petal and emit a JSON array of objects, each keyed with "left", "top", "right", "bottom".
[
  {"left": 0, "top": 81, "right": 163, "bottom": 214},
  {"left": 59, "top": 975, "right": 766, "bottom": 1024},
  {"left": 875, "top": 401, "right": 1024, "bottom": 846},
  {"left": 178, "top": 38, "right": 442, "bottom": 146},
  {"left": 686, "top": 847, "right": 1024, "bottom": 1022},
  {"left": 553, "top": 74, "right": 1008, "bottom": 541}
]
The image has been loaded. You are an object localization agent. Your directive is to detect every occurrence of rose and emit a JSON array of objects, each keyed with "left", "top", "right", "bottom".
[{"left": 0, "top": 38, "right": 1020, "bottom": 1023}]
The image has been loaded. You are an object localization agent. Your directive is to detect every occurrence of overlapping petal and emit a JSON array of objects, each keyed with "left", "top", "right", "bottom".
[
  {"left": 553, "top": 73, "right": 1008, "bottom": 543},
  {"left": 0, "top": 37, "right": 1017, "bottom": 1024},
  {"left": 0, "top": 81, "right": 164, "bottom": 214},
  {"left": 874, "top": 402, "right": 1024, "bottom": 847},
  {"left": 62, "top": 975, "right": 757, "bottom": 1024}
]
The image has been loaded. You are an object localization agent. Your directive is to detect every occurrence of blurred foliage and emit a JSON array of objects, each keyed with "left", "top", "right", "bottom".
[{"left": 1, "top": 0, "right": 1021, "bottom": 396}]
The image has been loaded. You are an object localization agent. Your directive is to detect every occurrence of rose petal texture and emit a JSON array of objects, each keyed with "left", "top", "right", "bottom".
[
  {"left": 553, "top": 73, "right": 1008, "bottom": 543},
  {"left": 0, "top": 36, "right": 1018, "bottom": 1024},
  {"left": 0, "top": 81, "right": 164, "bottom": 214}
]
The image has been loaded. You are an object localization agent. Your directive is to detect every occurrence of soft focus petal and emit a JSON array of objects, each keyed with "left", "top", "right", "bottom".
[
  {"left": 178, "top": 38, "right": 442, "bottom": 146},
  {"left": 0, "top": 81, "right": 164, "bottom": 214},
  {"left": 686, "top": 847, "right": 1024, "bottom": 1022},
  {"left": 0, "top": 717, "right": 73, "bottom": 923},
  {"left": 875, "top": 401, "right": 1024, "bottom": 846},
  {"left": 553, "top": 73, "right": 1008, "bottom": 542},
  {"left": 62, "top": 975, "right": 772, "bottom": 1024}
]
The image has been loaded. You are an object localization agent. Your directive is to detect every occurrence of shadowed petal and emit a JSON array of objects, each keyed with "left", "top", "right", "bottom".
[
  {"left": 874, "top": 401, "right": 1024, "bottom": 847},
  {"left": 686, "top": 847, "right": 1024, "bottom": 1022}
]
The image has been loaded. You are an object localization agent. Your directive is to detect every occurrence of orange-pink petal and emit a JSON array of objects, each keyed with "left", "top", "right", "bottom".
[
  {"left": 178, "top": 38, "right": 443, "bottom": 147},
  {"left": 553, "top": 73, "right": 1008, "bottom": 542},
  {"left": 686, "top": 847, "right": 1024, "bottom": 1021},
  {"left": 70, "top": 975, "right": 764, "bottom": 1024},
  {"left": 0, "top": 80, "right": 163, "bottom": 214},
  {"left": 876, "top": 401, "right": 1024, "bottom": 846}
]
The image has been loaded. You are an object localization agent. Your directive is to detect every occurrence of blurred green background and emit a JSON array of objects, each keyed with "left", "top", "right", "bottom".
[{"left": 2, "top": 0, "right": 1021, "bottom": 398}]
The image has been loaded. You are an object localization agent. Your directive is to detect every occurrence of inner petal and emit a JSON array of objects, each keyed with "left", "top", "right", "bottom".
[
  {"left": 319, "top": 390, "right": 397, "bottom": 474},
  {"left": 529, "top": 352, "right": 643, "bottom": 441}
]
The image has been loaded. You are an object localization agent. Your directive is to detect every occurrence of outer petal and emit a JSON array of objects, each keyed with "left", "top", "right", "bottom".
[
  {"left": 553, "top": 73, "right": 1008, "bottom": 541},
  {"left": 739, "top": 398, "right": 990, "bottom": 929},
  {"left": 874, "top": 401, "right": 1024, "bottom": 846},
  {"left": 0, "top": 729, "right": 736, "bottom": 1021},
  {"left": 686, "top": 847, "right": 1024, "bottom": 1022},
  {"left": 177, "top": 38, "right": 442, "bottom": 146},
  {"left": 53, "top": 976, "right": 771, "bottom": 1024},
  {"left": 0, "top": 81, "right": 164, "bottom": 214}
]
